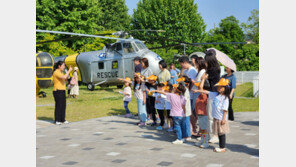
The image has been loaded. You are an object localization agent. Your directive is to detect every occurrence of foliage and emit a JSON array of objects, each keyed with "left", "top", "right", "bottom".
[
  {"left": 241, "top": 9, "right": 259, "bottom": 44},
  {"left": 232, "top": 44, "right": 259, "bottom": 71},
  {"left": 131, "top": 0, "right": 206, "bottom": 55},
  {"left": 36, "top": 0, "right": 130, "bottom": 54},
  {"left": 98, "top": 0, "right": 131, "bottom": 31}
]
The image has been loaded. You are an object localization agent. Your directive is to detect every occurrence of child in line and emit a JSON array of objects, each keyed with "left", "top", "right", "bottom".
[
  {"left": 153, "top": 83, "right": 166, "bottom": 130},
  {"left": 133, "top": 73, "right": 147, "bottom": 126},
  {"left": 164, "top": 83, "right": 173, "bottom": 132},
  {"left": 180, "top": 76, "right": 193, "bottom": 141},
  {"left": 194, "top": 77, "right": 230, "bottom": 152},
  {"left": 145, "top": 75, "right": 158, "bottom": 126},
  {"left": 193, "top": 82, "right": 209, "bottom": 148},
  {"left": 152, "top": 83, "right": 187, "bottom": 144},
  {"left": 117, "top": 77, "right": 133, "bottom": 118}
]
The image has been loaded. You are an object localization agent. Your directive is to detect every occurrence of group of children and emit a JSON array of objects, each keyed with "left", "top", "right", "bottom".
[{"left": 118, "top": 72, "right": 230, "bottom": 153}]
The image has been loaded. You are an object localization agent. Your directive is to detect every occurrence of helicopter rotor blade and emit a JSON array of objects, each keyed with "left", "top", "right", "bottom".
[
  {"left": 36, "top": 30, "right": 132, "bottom": 41},
  {"left": 36, "top": 32, "right": 113, "bottom": 45}
]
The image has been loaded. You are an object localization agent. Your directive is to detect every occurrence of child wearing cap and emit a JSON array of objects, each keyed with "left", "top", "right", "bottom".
[
  {"left": 153, "top": 83, "right": 167, "bottom": 130},
  {"left": 145, "top": 75, "right": 158, "bottom": 126},
  {"left": 152, "top": 83, "right": 187, "bottom": 144},
  {"left": 118, "top": 77, "right": 133, "bottom": 118},
  {"left": 133, "top": 73, "right": 147, "bottom": 126},
  {"left": 194, "top": 77, "right": 230, "bottom": 152}
]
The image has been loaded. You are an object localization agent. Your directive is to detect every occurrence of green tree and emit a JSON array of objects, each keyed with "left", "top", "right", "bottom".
[
  {"left": 206, "top": 16, "right": 245, "bottom": 55},
  {"left": 232, "top": 44, "right": 259, "bottom": 71},
  {"left": 36, "top": 0, "right": 104, "bottom": 50},
  {"left": 98, "top": 0, "right": 131, "bottom": 31},
  {"left": 131, "top": 0, "right": 206, "bottom": 56},
  {"left": 242, "top": 9, "right": 259, "bottom": 44}
]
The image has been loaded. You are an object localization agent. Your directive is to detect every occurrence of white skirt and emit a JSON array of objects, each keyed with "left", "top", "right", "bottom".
[{"left": 70, "top": 85, "right": 79, "bottom": 95}]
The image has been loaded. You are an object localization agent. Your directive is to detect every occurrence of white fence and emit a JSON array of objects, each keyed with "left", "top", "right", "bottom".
[
  {"left": 233, "top": 71, "right": 259, "bottom": 97},
  {"left": 234, "top": 71, "right": 259, "bottom": 84}
]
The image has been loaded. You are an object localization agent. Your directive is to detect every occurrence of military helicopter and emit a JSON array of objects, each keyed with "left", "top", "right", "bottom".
[
  {"left": 37, "top": 30, "right": 163, "bottom": 91},
  {"left": 36, "top": 29, "right": 246, "bottom": 91}
]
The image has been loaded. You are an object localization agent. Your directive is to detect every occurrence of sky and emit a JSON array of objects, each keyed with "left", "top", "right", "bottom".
[{"left": 125, "top": 0, "right": 259, "bottom": 31}]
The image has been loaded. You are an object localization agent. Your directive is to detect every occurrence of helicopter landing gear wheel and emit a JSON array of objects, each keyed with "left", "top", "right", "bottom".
[
  {"left": 117, "top": 85, "right": 123, "bottom": 89},
  {"left": 87, "top": 83, "right": 95, "bottom": 91},
  {"left": 38, "top": 91, "right": 46, "bottom": 98}
]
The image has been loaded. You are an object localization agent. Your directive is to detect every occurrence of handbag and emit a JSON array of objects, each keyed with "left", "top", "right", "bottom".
[{"left": 70, "top": 78, "right": 76, "bottom": 85}]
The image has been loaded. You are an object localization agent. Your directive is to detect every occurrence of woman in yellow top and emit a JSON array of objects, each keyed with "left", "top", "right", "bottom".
[
  {"left": 157, "top": 60, "right": 171, "bottom": 83},
  {"left": 52, "top": 61, "right": 72, "bottom": 125}
]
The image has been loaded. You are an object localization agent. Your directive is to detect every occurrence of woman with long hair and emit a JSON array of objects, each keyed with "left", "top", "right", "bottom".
[
  {"left": 52, "top": 61, "right": 72, "bottom": 125},
  {"left": 204, "top": 49, "right": 221, "bottom": 143}
]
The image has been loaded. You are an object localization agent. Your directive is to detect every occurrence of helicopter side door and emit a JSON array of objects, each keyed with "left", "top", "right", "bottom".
[{"left": 122, "top": 42, "right": 138, "bottom": 79}]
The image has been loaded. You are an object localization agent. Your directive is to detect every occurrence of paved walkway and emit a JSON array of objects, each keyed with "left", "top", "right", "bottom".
[{"left": 37, "top": 112, "right": 259, "bottom": 167}]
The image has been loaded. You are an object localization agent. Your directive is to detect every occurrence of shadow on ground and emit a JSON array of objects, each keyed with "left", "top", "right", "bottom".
[
  {"left": 241, "top": 121, "right": 259, "bottom": 126},
  {"left": 227, "top": 143, "right": 259, "bottom": 156},
  {"left": 37, "top": 117, "right": 54, "bottom": 123}
]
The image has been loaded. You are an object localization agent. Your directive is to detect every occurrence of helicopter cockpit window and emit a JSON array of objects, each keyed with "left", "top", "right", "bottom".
[
  {"left": 98, "top": 62, "right": 104, "bottom": 69},
  {"left": 112, "top": 61, "right": 118, "bottom": 69},
  {"left": 110, "top": 43, "right": 122, "bottom": 52},
  {"left": 136, "top": 41, "right": 147, "bottom": 50},
  {"left": 135, "top": 41, "right": 144, "bottom": 50},
  {"left": 132, "top": 43, "right": 139, "bottom": 52},
  {"left": 123, "top": 42, "right": 135, "bottom": 53}
]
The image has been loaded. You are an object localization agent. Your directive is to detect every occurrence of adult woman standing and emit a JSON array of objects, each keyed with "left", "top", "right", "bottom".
[
  {"left": 169, "top": 64, "right": 180, "bottom": 84},
  {"left": 204, "top": 49, "right": 221, "bottom": 143},
  {"left": 158, "top": 60, "right": 171, "bottom": 83},
  {"left": 222, "top": 67, "right": 236, "bottom": 121},
  {"left": 70, "top": 67, "right": 79, "bottom": 98},
  {"left": 140, "top": 58, "right": 154, "bottom": 78},
  {"left": 52, "top": 61, "right": 72, "bottom": 125}
]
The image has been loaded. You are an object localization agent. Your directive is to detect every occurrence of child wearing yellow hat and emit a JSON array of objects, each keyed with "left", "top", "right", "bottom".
[
  {"left": 194, "top": 78, "right": 230, "bottom": 153},
  {"left": 117, "top": 77, "right": 133, "bottom": 118},
  {"left": 145, "top": 75, "right": 158, "bottom": 126}
]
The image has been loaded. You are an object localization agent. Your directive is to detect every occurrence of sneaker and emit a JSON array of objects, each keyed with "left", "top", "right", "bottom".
[
  {"left": 55, "top": 122, "right": 62, "bottom": 125},
  {"left": 185, "top": 137, "right": 192, "bottom": 141},
  {"left": 63, "top": 120, "right": 69, "bottom": 124},
  {"left": 156, "top": 126, "right": 163, "bottom": 130},
  {"left": 167, "top": 127, "right": 174, "bottom": 132},
  {"left": 138, "top": 122, "right": 146, "bottom": 126},
  {"left": 213, "top": 147, "right": 226, "bottom": 153},
  {"left": 200, "top": 142, "right": 210, "bottom": 148},
  {"left": 209, "top": 136, "right": 219, "bottom": 143},
  {"left": 172, "top": 139, "right": 183, "bottom": 144}
]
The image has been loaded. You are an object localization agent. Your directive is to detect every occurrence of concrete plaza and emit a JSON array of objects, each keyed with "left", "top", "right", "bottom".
[{"left": 37, "top": 112, "right": 259, "bottom": 167}]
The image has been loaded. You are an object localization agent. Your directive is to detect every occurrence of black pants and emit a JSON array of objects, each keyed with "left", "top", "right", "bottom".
[
  {"left": 228, "top": 98, "right": 234, "bottom": 120},
  {"left": 146, "top": 97, "right": 156, "bottom": 122},
  {"left": 53, "top": 90, "right": 66, "bottom": 122},
  {"left": 157, "top": 110, "right": 165, "bottom": 126},
  {"left": 218, "top": 134, "right": 226, "bottom": 148}
]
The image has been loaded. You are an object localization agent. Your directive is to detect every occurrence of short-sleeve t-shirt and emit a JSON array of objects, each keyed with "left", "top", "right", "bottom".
[
  {"left": 222, "top": 74, "right": 237, "bottom": 96},
  {"left": 123, "top": 87, "right": 132, "bottom": 102},
  {"left": 208, "top": 92, "right": 229, "bottom": 120},
  {"left": 53, "top": 70, "right": 66, "bottom": 91},
  {"left": 166, "top": 93, "right": 186, "bottom": 117},
  {"left": 133, "top": 83, "right": 146, "bottom": 100},
  {"left": 153, "top": 92, "right": 166, "bottom": 110},
  {"left": 183, "top": 66, "right": 197, "bottom": 99}
]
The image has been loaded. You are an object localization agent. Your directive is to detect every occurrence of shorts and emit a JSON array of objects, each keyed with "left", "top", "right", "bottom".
[{"left": 198, "top": 115, "right": 208, "bottom": 130}]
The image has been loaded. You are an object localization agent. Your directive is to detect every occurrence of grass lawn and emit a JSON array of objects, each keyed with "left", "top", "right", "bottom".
[{"left": 36, "top": 82, "right": 258, "bottom": 122}]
